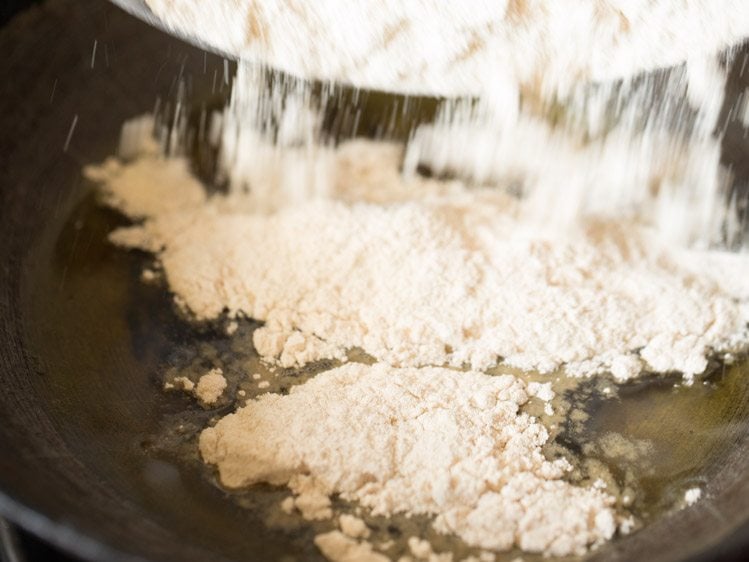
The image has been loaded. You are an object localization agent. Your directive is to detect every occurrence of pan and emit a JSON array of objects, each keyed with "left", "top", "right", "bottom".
[{"left": 2, "top": 1, "right": 749, "bottom": 560}]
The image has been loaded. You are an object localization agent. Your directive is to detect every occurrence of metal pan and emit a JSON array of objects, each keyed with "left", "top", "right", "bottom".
[{"left": 2, "top": 1, "right": 749, "bottom": 561}]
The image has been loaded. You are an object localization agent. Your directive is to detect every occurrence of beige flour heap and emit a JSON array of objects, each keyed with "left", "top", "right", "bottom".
[
  {"left": 144, "top": 0, "right": 749, "bottom": 97},
  {"left": 86, "top": 130, "right": 749, "bottom": 382},
  {"left": 200, "top": 363, "right": 617, "bottom": 556},
  {"left": 194, "top": 367, "right": 227, "bottom": 405},
  {"left": 87, "top": 121, "right": 749, "bottom": 554}
]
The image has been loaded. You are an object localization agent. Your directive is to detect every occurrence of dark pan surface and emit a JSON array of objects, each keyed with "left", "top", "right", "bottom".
[
  {"left": 0, "top": 2, "right": 305, "bottom": 561},
  {"left": 2, "top": 2, "right": 749, "bottom": 561}
]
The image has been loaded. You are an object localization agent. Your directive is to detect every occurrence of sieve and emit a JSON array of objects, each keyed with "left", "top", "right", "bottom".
[{"left": 110, "top": 0, "right": 749, "bottom": 97}]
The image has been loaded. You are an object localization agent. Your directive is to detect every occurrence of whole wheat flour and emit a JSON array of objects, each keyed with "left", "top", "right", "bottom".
[
  {"left": 404, "top": 537, "right": 458, "bottom": 562},
  {"left": 200, "top": 363, "right": 617, "bottom": 556},
  {"left": 684, "top": 487, "right": 703, "bottom": 507},
  {"left": 144, "top": 0, "right": 749, "bottom": 97},
  {"left": 195, "top": 368, "right": 227, "bottom": 405},
  {"left": 338, "top": 514, "right": 370, "bottom": 539},
  {"left": 86, "top": 136, "right": 749, "bottom": 382}
]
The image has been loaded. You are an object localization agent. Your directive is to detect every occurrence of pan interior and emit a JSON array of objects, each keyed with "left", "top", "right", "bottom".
[{"left": 3, "top": 2, "right": 749, "bottom": 561}]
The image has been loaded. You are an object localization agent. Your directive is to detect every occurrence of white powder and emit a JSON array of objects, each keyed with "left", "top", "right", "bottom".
[
  {"left": 280, "top": 496, "right": 295, "bottom": 514},
  {"left": 287, "top": 474, "right": 333, "bottom": 520},
  {"left": 141, "top": 268, "right": 157, "bottom": 282},
  {"left": 195, "top": 368, "right": 227, "bottom": 405},
  {"left": 218, "top": 52, "right": 736, "bottom": 252},
  {"left": 84, "top": 137, "right": 205, "bottom": 218},
  {"left": 88, "top": 138, "right": 749, "bottom": 382},
  {"left": 684, "top": 487, "right": 703, "bottom": 506},
  {"left": 315, "top": 531, "right": 389, "bottom": 562},
  {"left": 403, "top": 55, "right": 733, "bottom": 249},
  {"left": 526, "top": 382, "right": 554, "bottom": 403},
  {"left": 199, "top": 363, "right": 617, "bottom": 556},
  {"left": 405, "top": 537, "right": 453, "bottom": 562},
  {"left": 339, "top": 514, "right": 370, "bottom": 539},
  {"left": 254, "top": 327, "right": 347, "bottom": 369},
  {"left": 172, "top": 376, "right": 194, "bottom": 392},
  {"left": 144, "top": 0, "right": 749, "bottom": 97}
]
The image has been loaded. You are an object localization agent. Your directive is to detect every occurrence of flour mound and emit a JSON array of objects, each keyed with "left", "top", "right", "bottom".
[
  {"left": 195, "top": 368, "right": 227, "bottom": 405},
  {"left": 199, "top": 362, "right": 616, "bottom": 556},
  {"left": 87, "top": 141, "right": 749, "bottom": 381}
]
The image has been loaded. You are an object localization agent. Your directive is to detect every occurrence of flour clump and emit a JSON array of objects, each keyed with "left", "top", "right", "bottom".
[
  {"left": 314, "top": 530, "right": 389, "bottom": 562},
  {"left": 87, "top": 138, "right": 749, "bottom": 382},
  {"left": 195, "top": 368, "right": 227, "bottom": 405},
  {"left": 199, "top": 362, "right": 617, "bottom": 556}
]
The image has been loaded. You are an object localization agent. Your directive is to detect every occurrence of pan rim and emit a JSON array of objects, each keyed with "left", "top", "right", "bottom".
[{"left": 0, "top": 488, "right": 144, "bottom": 562}]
